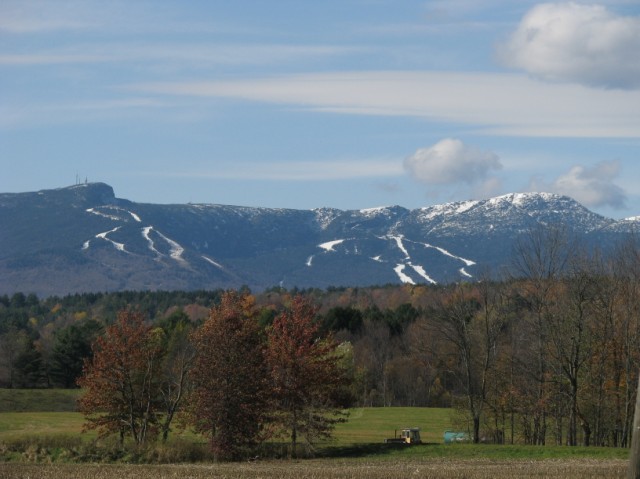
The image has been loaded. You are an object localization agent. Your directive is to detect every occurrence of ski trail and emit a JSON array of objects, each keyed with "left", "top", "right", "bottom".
[
  {"left": 394, "top": 264, "right": 415, "bottom": 285},
  {"left": 154, "top": 230, "right": 186, "bottom": 263},
  {"left": 202, "top": 256, "right": 224, "bottom": 269},
  {"left": 389, "top": 235, "right": 410, "bottom": 259},
  {"left": 96, "top": 227, "right": 126, "bottom": 252},
  {"left": 141, "top": 226, "right": 162, "bottom": 257},
  {"left": 409, "top": 263, "right": 437, "bottom": 285}
]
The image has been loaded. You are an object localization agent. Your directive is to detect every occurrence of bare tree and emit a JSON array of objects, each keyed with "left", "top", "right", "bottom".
[
  {"left": 428, "top": 281, "right": 506, "bottom": 443},
  {"left": 511, "top": 225, "right": 572, "bottom": 445}
]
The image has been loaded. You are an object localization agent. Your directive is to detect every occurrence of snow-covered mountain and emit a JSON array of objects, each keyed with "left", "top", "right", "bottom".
[{"left": 0, "top": 183, "right": 637, "bottom": 296}]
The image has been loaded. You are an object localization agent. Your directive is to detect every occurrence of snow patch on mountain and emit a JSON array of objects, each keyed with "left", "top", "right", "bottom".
[
  {"left": 360, "top": 206, "right": 389, "bottom": 217},
  {"left": 460, "top": 268, "right": 473, "bottom": 278},
  {"left": 319, "top": 239, "right": 346, "bottom": 252},
  {"left": 456, "top": 200, "right": 480, "bottom": 214},
  {"left": 313, "top": 208, "right": 342, "bottom": 229}
]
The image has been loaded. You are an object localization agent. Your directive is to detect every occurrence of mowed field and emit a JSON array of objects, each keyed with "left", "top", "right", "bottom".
[
  {"left": 0, "top": 390, "right": 630, "bottom": 478},
  {"left": 0, "top": 458, "right": 629, "bottom": 479}
]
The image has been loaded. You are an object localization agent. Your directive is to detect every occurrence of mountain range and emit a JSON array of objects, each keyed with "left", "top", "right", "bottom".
[{"left": 0, "top": 183, "right": 637, "bottom": 297}]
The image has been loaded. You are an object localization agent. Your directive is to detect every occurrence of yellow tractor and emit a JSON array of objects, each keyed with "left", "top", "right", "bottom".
[{"left": 384, "top": 427, "right": 422, "bottom": 444}]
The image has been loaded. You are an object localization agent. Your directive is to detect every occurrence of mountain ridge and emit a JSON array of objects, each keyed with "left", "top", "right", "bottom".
[{"left": 0, "top": 183, "right": 636, "bottom": 297}]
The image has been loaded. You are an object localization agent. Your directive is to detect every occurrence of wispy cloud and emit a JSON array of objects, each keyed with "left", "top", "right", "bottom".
[
  {"left": 498, "top": 2, "right": 640, "bottom": 89},
  {"left": 0, "top": 54, "right": 110, "bottom": 65},
  {"left": 0, "top": 0, "right": 102, "bottom": 33},
  {"left": 0, "top": 98, "right": 167, "bottom": 128},
  {"left": 0, "top": 0, "right": 259, "bottom": 36},
  {"left": 141, "top": 159, "right": 403, "bottom": 182},
  {"left": 0, "top": 43, "right": 359, "bottom": 67},
  {"left": 131, "top": 71, "right": 640, "bottom": 138}
]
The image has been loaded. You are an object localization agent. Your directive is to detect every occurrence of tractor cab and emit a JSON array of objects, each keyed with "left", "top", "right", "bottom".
[
  {"left": 401, "top": 428, "right": 421, "bottom": 444},
  {"left": 384, "top": 427, "right": 422, "bottom": 444}
]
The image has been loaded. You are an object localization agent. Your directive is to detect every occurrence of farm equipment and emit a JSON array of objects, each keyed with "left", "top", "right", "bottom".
[
  {"left": 384, "top": 427, "right": 422, "bottom": 444},
  {"left": 443, "top": 430, "right": 470, "bottom": 444}
]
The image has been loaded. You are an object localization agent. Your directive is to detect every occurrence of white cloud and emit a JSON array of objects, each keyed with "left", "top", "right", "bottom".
[
  {"left": 132, "top": 71, "right": 640, "bottom": 138},
  {"left": 404, "top": 138, "right": 501, "bottom": 185},
  {"left": 499, "top": 2, "right": 640, "bottom": 89},
  {"left": 530, "top": 160, "right": 626, "bottom": 208}
]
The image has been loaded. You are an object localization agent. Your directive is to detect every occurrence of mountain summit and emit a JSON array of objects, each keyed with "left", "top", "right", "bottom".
[{"left": 0, "top": 183, "right": 636, "bottom": 296}]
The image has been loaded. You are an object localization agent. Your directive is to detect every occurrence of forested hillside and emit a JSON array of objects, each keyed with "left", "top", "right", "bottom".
[{"left": 1, "top": 230, "right": 640, "bottom": 449}]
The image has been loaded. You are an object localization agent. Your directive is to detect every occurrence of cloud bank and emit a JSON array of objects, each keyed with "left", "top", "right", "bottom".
[
  {"left": 499, "top": 2, "right": 640, "bottom": 89},
  {"left": 530, "top": 160, "right": 626, "bottom": 209}
]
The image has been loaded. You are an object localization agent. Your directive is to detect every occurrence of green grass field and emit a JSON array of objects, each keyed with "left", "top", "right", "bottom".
[
  {"left": 0, "top": 406, "right": 629, "bottom": 461},
  {"left": 0, "top": 388, "right": 631, "bottom": 473},
  {"left": 0, "top": 389, "right": 82, "bottom": 412},
  {"left": 0, "top": 412, "right": 88, "bottom": 440},
  {"left": 333, "top": 406, "right": 452, "bottom": 445}
]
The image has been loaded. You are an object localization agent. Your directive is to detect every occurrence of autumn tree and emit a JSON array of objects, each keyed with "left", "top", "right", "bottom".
[
  {"left": 266, "top": 296, "right": 350, "bottom": 457},
  {"left": 77, "top": 311, "right": 164, "bottom": 446},
  {"left": 189, "top": 291, "right": 270, "bottom": 461}
]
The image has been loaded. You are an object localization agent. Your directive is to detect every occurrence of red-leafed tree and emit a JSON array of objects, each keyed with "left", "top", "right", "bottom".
[
  {"left": 266, "top": 296, "right": 349, "bottom": 457},
  {"left": 189, "top": 291, "right": 270, "bottom": 461},
  {"left": 77, "top": 311, "right": 163, "bottom": 446}
]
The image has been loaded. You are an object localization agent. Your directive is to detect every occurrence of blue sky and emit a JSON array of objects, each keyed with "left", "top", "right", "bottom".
[{"left": 1, "top": 1, "right": 639, "bottom": 219}]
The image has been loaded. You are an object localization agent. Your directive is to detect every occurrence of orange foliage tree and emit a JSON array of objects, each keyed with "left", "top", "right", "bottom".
[
  {"left": 266, "top": 296, "right": 349, "bottom": 456},
  {"left": 77, "top": 311, "right": 163, "bottom": 446},
  {"left": 189, "top": 291, "right": 270, "bottom": 461}
]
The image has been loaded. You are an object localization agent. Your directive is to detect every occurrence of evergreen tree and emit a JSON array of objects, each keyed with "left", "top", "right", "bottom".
[{"left": 49, "top": 320, "right": 101, "bottom": 388}]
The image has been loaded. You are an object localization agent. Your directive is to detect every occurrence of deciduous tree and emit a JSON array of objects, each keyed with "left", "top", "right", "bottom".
[
  {"left": 266, "top": 296, "right": 349, "bottom": 457},
  {"left": 189, "top": 291, "right": 269, "bottom": 461},
  {"left": 77, "top": 311, "right": 163, "bottom": 446}
]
